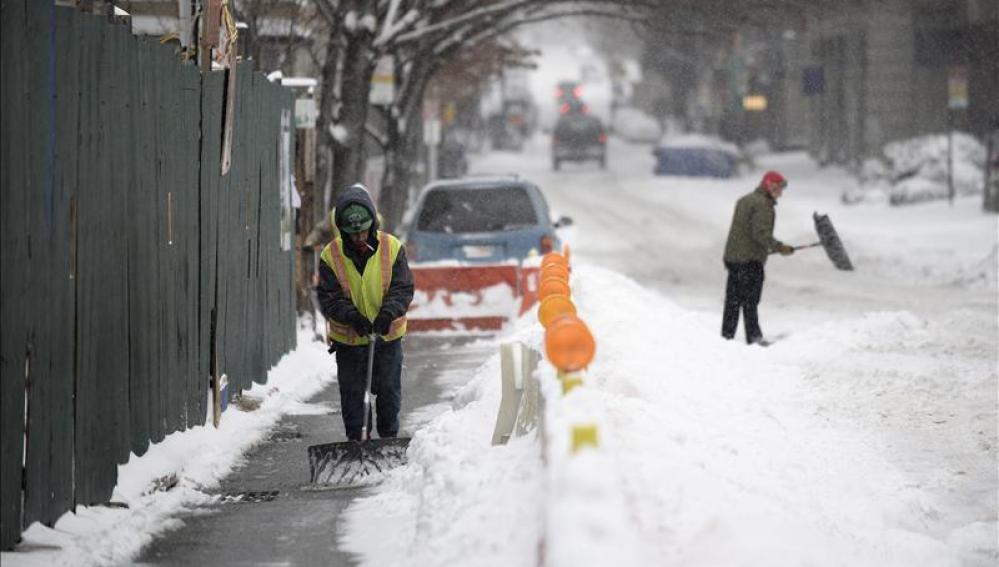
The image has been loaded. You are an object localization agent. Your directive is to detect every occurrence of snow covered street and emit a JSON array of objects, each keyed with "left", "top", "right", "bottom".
[
  {"left": 4, "top": 3, "right": 997, "bottom": 565},
  {"left": 5, "top": 135, "right": 992, "bottom": 567},
  {"left": 338, "top": 136, "right": 997, "bottom": 566}
]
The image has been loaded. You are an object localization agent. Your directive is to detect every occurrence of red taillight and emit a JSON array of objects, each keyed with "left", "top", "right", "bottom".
[
  {"left": 555, "top": 87, "right": 564, "bottom": 99},
  {"left": 540, "top": 234, "right": 554, "bottom": 254},
  {"left": 405, "top": 241, "right": 417, "bottom": 261},
  {"left": 560, "top": 103, "right": 570, "bottom": 115},
  {"left": 581, "top": 104, "right": 589, "bottom": 114},
  {"left": 598, "top": 133, "right": 607, "bottom": 143},
  {"left": 572, "top": 85, "right": 583, "bottom": 98}
]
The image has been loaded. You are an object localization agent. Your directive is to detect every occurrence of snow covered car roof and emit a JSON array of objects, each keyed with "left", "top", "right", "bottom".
[{"left": 657, "top": 133, "right": 740, "bottom": 156}]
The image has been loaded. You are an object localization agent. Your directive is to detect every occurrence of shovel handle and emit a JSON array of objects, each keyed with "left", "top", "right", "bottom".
[
  {"left": 360, "top": 333, "right": 378, "bottom": 440},
  {"left": 793, "top": 242, "right": 822, "bottom": 251}
]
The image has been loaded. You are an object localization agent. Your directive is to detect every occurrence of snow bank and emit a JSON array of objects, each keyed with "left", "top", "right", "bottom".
[
  {"left": 845, "top": 132, "right": 987, "bottom": 205},
  {"left": 612, "top": 107, "right": 662, "bottom": 144},
  {"left": 1, "top": 328, "right": 333, "bottom": 567},
  {"left": 340, "top": 263, "right": 996, "bottom": 567}
]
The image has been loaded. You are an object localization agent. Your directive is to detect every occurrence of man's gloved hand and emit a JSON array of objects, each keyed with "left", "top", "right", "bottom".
[
  {"left": 346, "top": 310, "right": 372, "bottom": 336},
  {"left": 777, "top": 244, "right": 795, "bottom": 256},
  {"left": 373, "top": 312, "right": 393, "bottom": 336}
]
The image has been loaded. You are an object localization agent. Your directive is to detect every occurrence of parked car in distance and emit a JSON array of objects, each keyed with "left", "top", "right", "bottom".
[
  {"left": 402, "top": 176, "right": 572, "bottom": 263},
  {"left": 552, "top": 114, "right": 607, "bottom": 170},
  {"left": 652, "top": 133, "right": 741, "bottom": 178}
]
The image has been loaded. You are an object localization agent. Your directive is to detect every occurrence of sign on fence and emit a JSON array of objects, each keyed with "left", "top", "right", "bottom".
[{"left": 280, "top": 108, "right": 293, "bottom": 251}]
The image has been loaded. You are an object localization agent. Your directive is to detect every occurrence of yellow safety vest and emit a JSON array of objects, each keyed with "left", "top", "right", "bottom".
[{"left": 320, "top": 231, "right": 407, "bottom": 345}]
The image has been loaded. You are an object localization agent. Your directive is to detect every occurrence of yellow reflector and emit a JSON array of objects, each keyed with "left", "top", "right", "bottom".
[{"left": 571, "top": 424, "right": 598, "bottom": 453}]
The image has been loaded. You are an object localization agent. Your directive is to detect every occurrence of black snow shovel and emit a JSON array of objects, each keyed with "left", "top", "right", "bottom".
[
  {"left": 792, "top": 212, "right": 854, "bottom": 271},
  {"left": 307, "top": 334, "right": 410, "bottom": 488}
]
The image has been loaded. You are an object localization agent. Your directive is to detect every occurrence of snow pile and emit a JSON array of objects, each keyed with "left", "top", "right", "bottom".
[
  {"left": 340, "top": 264, "right": 996, "bottom": 567},
  {"left": 340, "top": 341, "right": 546, "bottom": 567},
  {"left": 844, "top": 132, "right": 987, "bottom": 205},
  {"left": 612, "top": 107, "right": 662, "bottom": 144},
  {"left": 1, "top": 328, "right": 333, "bottom": 567}
]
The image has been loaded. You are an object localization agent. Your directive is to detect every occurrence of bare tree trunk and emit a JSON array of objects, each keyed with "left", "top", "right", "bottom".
[
  {"left": 380, "top": 59, "right": 433, "bottom": 231},
  {"left": 330, "top": 8, "right": 376, "bottom": 201},
  {"left": 381, "top": 106, "right": 425, "bottom": 231},
  {"left": 315, "top": 36, "right": 340, "bottom": 216},
  {"left": 330, "top": 47, "right": 372, "bottom": 196}
]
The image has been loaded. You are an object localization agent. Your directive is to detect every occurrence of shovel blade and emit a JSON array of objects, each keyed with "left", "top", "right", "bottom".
[
  {"left": 813, "top": 212, "right": 854, "bottom": 271},
  {"left": 307, "top": 438, "right": 411, "bottom": 487}
]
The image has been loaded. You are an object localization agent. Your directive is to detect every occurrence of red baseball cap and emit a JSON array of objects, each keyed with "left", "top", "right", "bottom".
[{"left": 761, "top": 171, "right": 787, "bottom": 187}]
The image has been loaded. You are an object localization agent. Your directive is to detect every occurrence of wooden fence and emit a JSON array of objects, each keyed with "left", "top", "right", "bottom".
[{"left": 1, "top": 1, "right": 296, "bottom": 549}]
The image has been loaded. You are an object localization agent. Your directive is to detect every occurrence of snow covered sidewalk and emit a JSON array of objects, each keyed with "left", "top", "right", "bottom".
[
  {"left": 1, "top": 328, "right": 334, "bottom": 567},
  {"left": 339, "top": 263, "right": 997, "bottom": 567}
]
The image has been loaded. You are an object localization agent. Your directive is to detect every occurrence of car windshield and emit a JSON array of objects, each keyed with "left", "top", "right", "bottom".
[{"left": 417, "top": 186, "right": 539, "bottom": 233}]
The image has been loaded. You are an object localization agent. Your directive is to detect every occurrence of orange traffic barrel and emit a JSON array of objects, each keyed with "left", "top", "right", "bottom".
[
  {"left": 545, "top": 314, "right": 595, "bottom": 372},
  {"left": 541, "top": 252, "right": 568, "bottom": 270},
  {"left": 538, "top": 277, "right": 571, "bottom": 301},
  {"left": 541, "top": 263, "right": 570, "bottom": 282},
  {"left": 538, "top": 294, "right": 576, "bottom": 328}
]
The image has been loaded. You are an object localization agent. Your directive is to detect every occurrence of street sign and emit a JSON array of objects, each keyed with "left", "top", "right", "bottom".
[
  {"left": 371, "top": 55, "right": 394, "bottom": 105},
  {"left": 803, "top": 66, "right": 824, "bottom": 96},
  {"left": 948, "top": 67, "right": 968, "bottom": 110},
  {"left": 424, "top": 118, "right": 441, "bottom": 146},
  {"left": 743, "top": 95, "right": 768, "bottom": 111},
  {"left": 294, "top": 98, "right": 317, "bottom": 129}
]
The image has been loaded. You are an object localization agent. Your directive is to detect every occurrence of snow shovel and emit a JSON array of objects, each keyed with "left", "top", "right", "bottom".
[
  {"left": 307, "top": 334, "right": 410, "bottom": 487},
  {"left": 792, "top": 212, "right": 854, "bottom": 271}
]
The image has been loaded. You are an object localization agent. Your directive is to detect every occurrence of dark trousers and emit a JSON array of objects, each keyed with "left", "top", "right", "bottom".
[
  {"left": 334, "top": 338, "right": 403, "bottom": 440},
  {"left": 722, "top": 261, "right": 765, "bottom": 343}
]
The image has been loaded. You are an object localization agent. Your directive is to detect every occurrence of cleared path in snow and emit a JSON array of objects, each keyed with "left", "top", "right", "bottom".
[{"left": 134, "top": 336, "right": 495, "bottom": 566}]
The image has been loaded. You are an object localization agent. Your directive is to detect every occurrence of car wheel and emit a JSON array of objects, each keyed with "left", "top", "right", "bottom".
[
  {"left": 553, "top": 158, "right": 561, "bottom": 171},
  {"left": 599, "top": 155, "right": 607, "bottom": 169}
]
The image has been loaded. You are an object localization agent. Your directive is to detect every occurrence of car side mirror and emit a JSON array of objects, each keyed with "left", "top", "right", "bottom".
[{"left": 554, "top": 215, "right": 574, "bottom": 228}]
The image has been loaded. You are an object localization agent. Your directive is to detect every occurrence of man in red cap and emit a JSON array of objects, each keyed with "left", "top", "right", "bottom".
[{"left": 721, "top": 171, "right": 794, "bottom": 344}]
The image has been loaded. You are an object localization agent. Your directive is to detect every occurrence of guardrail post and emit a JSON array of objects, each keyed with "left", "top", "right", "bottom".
[
  {"left": 514, "top": 347, "right": 541, "bottom": 436},
  {"left": 492, "top": 342, "right": 524, "bottom": 445}
]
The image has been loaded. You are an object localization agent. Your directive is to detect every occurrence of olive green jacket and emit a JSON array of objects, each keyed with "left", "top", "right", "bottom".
[{"left": 723, "top": 187, "right": 783, "bottom": 264}]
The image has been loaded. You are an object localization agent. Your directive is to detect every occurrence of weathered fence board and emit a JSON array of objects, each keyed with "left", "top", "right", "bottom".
[{"left": 1, "top": 0, "right": 30, "bottom": 549}]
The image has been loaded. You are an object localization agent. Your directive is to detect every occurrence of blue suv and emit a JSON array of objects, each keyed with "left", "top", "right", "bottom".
[{"left": 401, "top": 176, "right": 571, "bottom": 263}]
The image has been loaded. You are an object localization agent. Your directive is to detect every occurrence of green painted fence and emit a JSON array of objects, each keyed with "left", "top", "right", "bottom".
[{"left": 1, "top": 1, "right": 297, "bottom": 549}]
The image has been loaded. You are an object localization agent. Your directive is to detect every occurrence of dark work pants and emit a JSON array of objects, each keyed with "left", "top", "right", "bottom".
[
  {"left": 334, "top": 338, "right": 403, "bottom": 440},
  {"left": 722, "top": 261, "right": 765, "bottom": 343}
]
